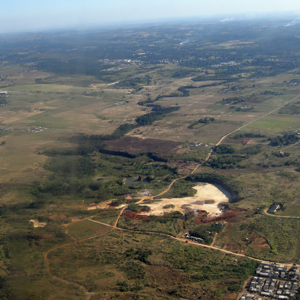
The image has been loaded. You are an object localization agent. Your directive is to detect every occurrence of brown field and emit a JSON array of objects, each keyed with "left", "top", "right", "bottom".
[{"left": 106, "top": 136, "right": 182, "bottom": 156}]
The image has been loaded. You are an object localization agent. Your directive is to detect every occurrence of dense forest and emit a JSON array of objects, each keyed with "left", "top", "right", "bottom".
[{"left": 2, "top": 18, "right": 300, "bottom": 85}]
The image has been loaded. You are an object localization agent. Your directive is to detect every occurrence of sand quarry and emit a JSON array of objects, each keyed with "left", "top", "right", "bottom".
[{"left": 141, "top": 183, "right": 231, "bottom": 217}]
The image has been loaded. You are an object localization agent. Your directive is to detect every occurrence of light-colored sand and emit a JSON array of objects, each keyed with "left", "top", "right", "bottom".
[
  {"left": 141, "top": 183, "right": 230, "bottom": 217},
  {"left": 29, "top": 219, "right": 47, "bottom": 228}
]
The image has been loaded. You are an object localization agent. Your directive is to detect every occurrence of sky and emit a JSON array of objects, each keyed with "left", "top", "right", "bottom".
[{"left": 2, "top": 0, "right": 300, "bottom": 33}]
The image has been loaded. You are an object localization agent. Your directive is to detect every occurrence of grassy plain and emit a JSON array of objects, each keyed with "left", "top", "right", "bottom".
[{"left": 66, "top": 220, "right": 111, "bottom": 239}]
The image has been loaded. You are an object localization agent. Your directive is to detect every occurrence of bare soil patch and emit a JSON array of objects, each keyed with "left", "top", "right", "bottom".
[
  {"left": 248, "top": 235, "right": 270, "bottom": 251},
  {"left": 124, "top": 211, "right": 149, "bottom": 221},
  {"left": 29, "top": 219, "right": 47, "bottom": 228},
  {"left": 140, "top": 183, "right": 230, "bottom": 216}
]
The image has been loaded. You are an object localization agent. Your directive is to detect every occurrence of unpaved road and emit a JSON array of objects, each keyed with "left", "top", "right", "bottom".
[{"left": 263, "top": 208, "right": 300, "bottom": 219}]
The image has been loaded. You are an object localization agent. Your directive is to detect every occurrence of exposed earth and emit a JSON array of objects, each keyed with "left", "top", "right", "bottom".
[
  {"left": 29, "top": 219, "right": 47, "bottom": 228},
  {"left": 139, "top": 183, "right": 231, "bottom": 216}
]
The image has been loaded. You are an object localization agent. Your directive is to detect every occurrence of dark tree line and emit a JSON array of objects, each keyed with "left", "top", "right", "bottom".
[{"left": 269, "top": 133, "right": 299, "bottom": 147}]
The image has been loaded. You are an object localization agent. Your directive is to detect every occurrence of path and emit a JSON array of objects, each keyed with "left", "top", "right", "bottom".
[
  {"left": 211, "top": 233, "right": 218, "bottom": 247},
  {"left": 43, "top": 229, "right": 113, "bottom": 300},
  {"left": 263, "top": 208, "right": 300, "bottom": 219}
]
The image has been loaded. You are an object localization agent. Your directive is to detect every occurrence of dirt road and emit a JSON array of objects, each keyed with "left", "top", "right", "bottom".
[{"left": 263, "top": 208, "right": 300, "bottom": 219}]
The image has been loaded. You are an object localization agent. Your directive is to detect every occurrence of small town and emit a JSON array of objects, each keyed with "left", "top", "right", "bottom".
[{"left": 239, "top": 262, "right": 300, "bottom": 300}]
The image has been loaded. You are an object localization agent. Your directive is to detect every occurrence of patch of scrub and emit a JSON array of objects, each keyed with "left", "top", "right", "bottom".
[{"left": 140, "top": 183, "right": 231, "bottom": 217}]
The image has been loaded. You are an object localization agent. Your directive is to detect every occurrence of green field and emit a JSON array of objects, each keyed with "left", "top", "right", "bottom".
[{"left": 247, "top": 115, "right": 300, "bottom": 132}]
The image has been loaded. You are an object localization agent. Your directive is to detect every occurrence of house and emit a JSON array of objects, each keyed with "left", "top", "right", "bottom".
[{"left": 267, "top": 203, "right": 281, "bottom": 214}]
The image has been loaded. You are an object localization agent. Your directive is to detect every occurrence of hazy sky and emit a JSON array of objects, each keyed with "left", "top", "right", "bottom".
[{"left": 2, "top": 0, "right": 300, "bottom": 33}]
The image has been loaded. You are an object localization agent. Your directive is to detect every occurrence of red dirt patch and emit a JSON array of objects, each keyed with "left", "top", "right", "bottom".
[
  {"left": 124, "top": 211, "right": 149, "bottom": 221},
  {"left": 249, "top": 236, "right": 270, "bottom": 251},
  {"left": 194, "top": 207, "right": 250, "bottom": 225},
  {"left": 224, "top": 243, "right": 240, "bottom": 253},
  {"left": 196, "top": 211, "right": 237, "bottom": 224}
]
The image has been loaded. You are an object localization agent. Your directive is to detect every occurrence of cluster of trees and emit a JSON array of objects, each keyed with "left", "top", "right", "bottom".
[
  {"left": 232, "top": 133, "right": 265, "bottom": 139},
  {"left": 127, "top": 204, "right": 150, "bottom": 213},
  {"left": 222, "top": 96, "right": 250, "bottom": 105},
  {"left": 116, "top": 76, "right": 150, "bottom": 89},
  {"left": 279, "top": 101, "right": 300, "bottom": 115},
  {"left": 240, "top": 145, "right": 262, "bottom": 155},
  {"left": 0, "top": 96, "right": 8, "bottom": 106},
  {"left": 208, "top": 144, "right": 263, "bottom": 169},
  {"left": 188, "top": 117, "right": 215, "bottom": 129},
  {"left": 135, "top": 105, "right": 180, "bottom": 126},
  {"left": 191, "top": 74, "right": 234, "bottom": 83},
  {"left": 213, "top": 144, "right": 235, "bottom": 154},
  {"left": 189, "top": 223, "right": 224, "bottom": 244},
  {"left": 171, "top": 68, "right": 195, "bottom": 78},
  {"left": 107, "top": 103, "right": 180, "bottom": 139},
  {"left": 211, "top": 139, "right": 266, "bottom": 163},
  {"left": 124, "top": 248, "right": 152, "bottom": 263},
  {"left": 269, "top": 133, "right": 299, "bottom": 147},
  {"left": 208, "top": 156, "right": 243, "bottom": 169},
  {"left": 116, "top": 280, "right": 143, "bottom": 293}
]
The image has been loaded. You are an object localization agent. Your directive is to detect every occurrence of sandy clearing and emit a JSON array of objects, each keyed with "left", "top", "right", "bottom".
[
  {"left": 141, "top": 183, "right": 230, "bottom": 216},
  {"left": 29, "top": 219, "right": 47, "bottom": 228}
]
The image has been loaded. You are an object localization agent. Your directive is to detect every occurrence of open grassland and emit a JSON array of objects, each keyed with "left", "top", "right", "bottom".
[
  {"left": 92, "top": 209, "right": 122, "bottom": 226},
  {"left": 0, "top": 131, "right": 51, "bottom": 184},
  {"left": 6, "top": 83, "right": 77, "bottom": 93},
  {"left": 47, "top": 230, "right": 257, "bottom": 300},
  {"left": 0, "top": 69, "right": 148, "bottom": 186},
  {"left": 66, "top": 220, "right": 111, "bottom": 239},
  {"left": 214, "top": 215, "right": 300, "bottom": 263},
  {"left": 247, "top": 115, "right": 300, "bottom": 133}
]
